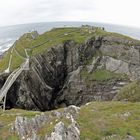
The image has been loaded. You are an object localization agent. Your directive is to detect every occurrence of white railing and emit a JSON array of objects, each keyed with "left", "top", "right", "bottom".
[{"left": 0, "top": 59, "right": 29, "bottom": 111}]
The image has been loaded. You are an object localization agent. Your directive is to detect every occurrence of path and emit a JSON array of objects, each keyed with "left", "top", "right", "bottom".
[{"left": 4, "top": 47, "right": 14, "bottom": 73}]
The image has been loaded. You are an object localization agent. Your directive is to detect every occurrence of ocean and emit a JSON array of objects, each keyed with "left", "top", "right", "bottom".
[{"left": 0, "top": 22, "right": 140, "bottom": 54}]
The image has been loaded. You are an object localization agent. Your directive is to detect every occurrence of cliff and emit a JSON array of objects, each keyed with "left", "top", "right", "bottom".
[{"left": 0, "top": 26, "right": 140, "bottom": 111}]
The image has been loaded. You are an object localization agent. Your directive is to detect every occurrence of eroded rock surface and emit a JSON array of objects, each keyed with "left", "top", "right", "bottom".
[{"left": 11, "top": 105, "right": 80, "bottom": 140}]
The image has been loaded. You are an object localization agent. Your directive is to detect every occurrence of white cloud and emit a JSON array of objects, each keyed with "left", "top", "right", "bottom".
[
  {"left": 93, "top": 0, "right": 140, "bottom": 27},
  {"left": 0, "top": 0, "right": 140, "bottom": 27}
]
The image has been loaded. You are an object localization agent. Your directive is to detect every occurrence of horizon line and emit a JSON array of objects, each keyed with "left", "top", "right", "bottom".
[{"left": 0, "top": 21, "right": 140, "bottom": 30}]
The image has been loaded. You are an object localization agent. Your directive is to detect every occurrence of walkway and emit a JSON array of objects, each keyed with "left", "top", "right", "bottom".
[
  {"left": 0, "top": 46, "right": 30, "bottom": 111},
  {"left": 4, "top": 47, "right": 14, "bottom": 73}
]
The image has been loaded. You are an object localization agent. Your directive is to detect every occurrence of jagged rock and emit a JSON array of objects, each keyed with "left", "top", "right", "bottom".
[
  {"left": 125, "top": 135, "right": 136, "bottom": 140},
  {"left": 28, "top": 132, "right": 40, "bottom": 140},
  {"left": 12, "top": 113, "right": 48, "bottom": 140},
  {"left": 66, "top": 123, "right": 80, "bottom": 140},
  {"left": 51, "top": 110, "right": 62, "bottom": 118},
  {"left": 45, "top": 121, "right": 80, "bottom": 140},
  {"left": 30, "top": 31, "right": 39, "bottom": 40},
  {"left": 11, "top": 104, "right": 80, "bottom": 140},
  {"left": 64, "top": 105, "right": 80, "bottom": 119},
  {"left": 101, "top": 56, "right": 140, "bottom": 81},
  {"left": 48, "top": 122, "right": 67, "bottom": 140},
  {"left": 87, "top": 56, "right": 101, "bottom": 73},
  {"left": 103, "top": 56, "right": 130, "bottom": 75}
]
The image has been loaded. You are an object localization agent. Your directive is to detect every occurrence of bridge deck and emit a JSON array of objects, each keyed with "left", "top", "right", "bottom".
[{"left": 0, "top": 59, "right": 29, "bottom": 111}]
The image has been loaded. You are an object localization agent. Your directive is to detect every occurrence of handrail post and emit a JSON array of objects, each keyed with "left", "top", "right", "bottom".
[{"left": 3, "top": 94, "right": 7, "bottom": 112}]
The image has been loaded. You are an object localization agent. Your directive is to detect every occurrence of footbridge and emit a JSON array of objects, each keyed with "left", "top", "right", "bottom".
[{"left": 0, "top": 58, "right": 29, "bottom": 111}]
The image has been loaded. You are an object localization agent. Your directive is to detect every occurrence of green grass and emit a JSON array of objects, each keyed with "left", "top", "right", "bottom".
[
  {"left": 15, "top": 33, "right": 33, "bottom": 57},
  {"left": 0, "top": 108, "right": 40, "bottom": 140},
  {"left": 0, "top": 47, "right": 24, "bottom": 73},
  {"left": 0, "top": 26, "right": 140, "bottom": 72},
  {"left": 31, "top": 27, "right": 91, "bottom": 55},
  {"left": 115, "top": 81, "right": 140, "bottom": 102},
  {"left": 77, "top": 102, "right": 140, "bottom": 140},
  {"left": 10, "top": 51, "right": 24, "bottom": 71},
  {"left": 0, "top": 27, "right": 88, "bottom": 71},
  {"left": 94, "top": 28, "right": 140, "bottom": 45},
  {"left": 1, "top": 102, "right": 140, "bottom": 139},
  {"left": 0, "top": 49, "right": 11, "bottom": 73},
  {"left": 81, "top": 69, "right": 128, "bottom": 82}
]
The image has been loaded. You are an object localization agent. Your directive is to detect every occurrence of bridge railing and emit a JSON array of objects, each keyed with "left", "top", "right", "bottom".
[{"left": 0, "top": 59, "right": 29, "bottom": 102}]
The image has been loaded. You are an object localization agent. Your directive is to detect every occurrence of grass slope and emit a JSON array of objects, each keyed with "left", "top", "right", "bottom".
[
  {"left": 81, "top": 69, "right": 128, "bottom": 82},
  {"left": 0, "top": 26, "right": 140, "bottom": 72},
  {"left": 115, "top": 81, "right": 140, "bottom": 102},
  {"left": 1, "top": 102, "right": 140, "bottom": 139},
  {"left": 78, "top": 102, "right": 140, "bottom": 140},
  {"left": 0, "top": 109, "right": 40, "bottom": 140}
]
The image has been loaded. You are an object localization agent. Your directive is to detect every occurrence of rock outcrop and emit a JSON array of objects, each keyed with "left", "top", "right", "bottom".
[
  {"left": 45, "top": 121, "right": 80, "bottom": 140},
  {"left": 11, "top": 105, "right": 80, "bottom": 140}
]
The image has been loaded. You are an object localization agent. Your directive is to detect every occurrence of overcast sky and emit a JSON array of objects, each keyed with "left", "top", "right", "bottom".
[{"left": 0, "top": 0, "right": 140, "bottom": 28}]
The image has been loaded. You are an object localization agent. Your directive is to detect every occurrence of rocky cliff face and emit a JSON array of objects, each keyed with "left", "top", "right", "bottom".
[{"left": 0, "top": 35, "right": 140, "bottom": 111}]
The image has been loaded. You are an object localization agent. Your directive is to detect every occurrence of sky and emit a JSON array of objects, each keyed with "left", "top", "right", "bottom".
[{"left": 0, "top": 0, "right": 140, "bottom": 28}]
